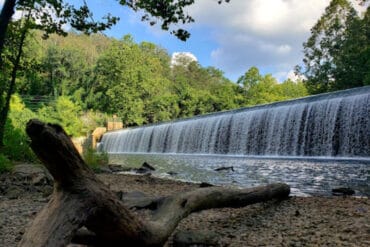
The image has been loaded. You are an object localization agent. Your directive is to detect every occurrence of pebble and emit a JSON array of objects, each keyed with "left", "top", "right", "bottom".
[{"left": 1, "top": 172, "right": 369, "bottom": 247}]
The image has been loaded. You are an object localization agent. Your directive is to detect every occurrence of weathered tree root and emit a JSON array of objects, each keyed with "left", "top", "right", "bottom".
[{"left": 19, "top": 119, "right": 290, "bottom": 247}]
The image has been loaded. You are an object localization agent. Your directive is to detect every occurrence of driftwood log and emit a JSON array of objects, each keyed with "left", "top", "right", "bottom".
[{"left": 19, "top": 119, "right": 290, "bottom": 247}]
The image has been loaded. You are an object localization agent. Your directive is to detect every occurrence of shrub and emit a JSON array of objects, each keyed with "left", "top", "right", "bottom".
[
  {"left": 80, "top": 110, "right": 108, "bottom": 135},
  {"left": 3, "top": 120, "right": 37, "bottom": 162},
  {"left": 0, "top": 153, "right": 13, "bottom": 173},
  {"left": 83, "top": 148, "right": 109, "bottom": 172},
  {"left": 3, "top": 95, "right": 38, "bottom": 162},
  {"left": 38, "top": 96, "right": 84, "bottom": 137}
]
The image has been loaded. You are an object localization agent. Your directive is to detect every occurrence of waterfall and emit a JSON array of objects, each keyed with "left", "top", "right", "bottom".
[{"left": 101, "top": 87, "right": 370, "bottom": 158}]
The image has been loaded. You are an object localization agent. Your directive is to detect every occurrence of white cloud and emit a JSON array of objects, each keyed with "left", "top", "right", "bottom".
[
  {"left": 189, "top": 0, "right": 330, "bottom": 36},
  {"left": 260, "top": 43, "right": 292, "bottom": 55},
  {"left": 287, "top": 70, "right": 306, "bottom": 82},
  {"left": 186, "top": 0, "right": 332, "bottom": 80},
  {"left": 12, "top": 10, "right": 25, "bottom": 20},
  {"left": 273, "top": 71, "right": 290, "bottom": 82},
  {"left": 111, "top": 0, "right": 363, "bottom": 81}
]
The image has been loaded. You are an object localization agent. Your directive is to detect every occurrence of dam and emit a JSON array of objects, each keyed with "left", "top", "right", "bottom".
[{"left": 101, "top": 86, "right": 370, "bottom": 158}]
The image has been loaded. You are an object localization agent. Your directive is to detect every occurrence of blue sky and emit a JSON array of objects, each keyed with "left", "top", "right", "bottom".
[
  {"left": 2, "top": 0, "right": 364, "bottom": 82},
  {"left": 72, "top": 0, "right": 333, "bottom": 82}
]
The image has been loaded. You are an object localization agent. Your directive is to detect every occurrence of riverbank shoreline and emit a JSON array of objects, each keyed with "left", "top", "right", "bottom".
[{"left": 1, "top": 165, "right": 369, "bottom": 246}]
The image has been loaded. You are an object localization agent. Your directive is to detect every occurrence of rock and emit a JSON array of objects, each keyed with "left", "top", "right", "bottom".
[
  {"left": 214, "top": 166, "right": 234, "bottom": 172},
  {"left": 167, "top": 171, "right": 178, "bottom": 176},
  {"left": 11, "top": 164, "right": 53, "bottom": 185},
  {"left": 173, "top": 230, "right": 220, "bottom": 247},
  {"left": 115, "top": 191, "right": 124, "bottom": 200},
  {"left": 6, "top": 187, "right": 23, "bottom": 199},
  {"left": 108, "top": 164, "right": 130, "bottom": 173},
  {"left": 31, "top": 173, "right": 50, "bottom": 186},
  {"left": 199, "top": 182, "right": 214, "bottom": 188},
  {"left": 95, "top": 166, "right": 112, "bottom": 174},
  {"left": 142, "top": 162, "right": 155, "bottom": 171},
  {"left": 40, "top": 185, "right": 53, "bottom": 197},
  {"left": 70, "top": 228, "right": 97, "bottom": 246},
  {"left": 134, "top": 162, "right": 156, "bottom": 174},
  {"left": 0, "top": 164, "right": 55, "bottom": 199},
  {"left": 135, "top": 167, "right": 150, "bottom": 174},
  {"left": 332, "top": 187, "right": 355, "bottom": 196}
]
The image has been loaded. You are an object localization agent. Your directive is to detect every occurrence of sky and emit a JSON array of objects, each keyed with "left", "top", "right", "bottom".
[
  {"left": 0, "top": 0, "right": 364, "bottom": 82},
  {"left": 70, "top": 0, "right": 333, "bottom": 82}
]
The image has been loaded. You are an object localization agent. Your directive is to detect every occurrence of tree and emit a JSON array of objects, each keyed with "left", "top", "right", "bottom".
[
  {"left": 0, "top": 0, "right": 118, "bottom": 63},
  {"left": 17, "top": 31, "right": 113, "bottom": 105},
  {"left": 278, "top": 79, "right": 308, "bottom": 100},
  {"left": 297, "top": 0, "right": 360, "bottom": 93},
  {"left": 13, "top": 31, "right": 44, "bottom": 96},
  {"left": 237, "top": 66, "right": 262, "bottom": 91},
  {"left": 245, "top": 74, "right": 284, "bottom": 105},
  {"left": 333, "top": 6, "right": 370, "bottom": 89},
  {"left": 237, "top": 67, "right": 308, "bottom": 106},
  {"left": 90, "top": 36, "right": 176, "bottom": 126},
  {"left": 0, "top": 0, "right": 229, "bottom": 147},
  {"left": 37, "top": 96, "right": 84, "bottom": 137},
  {"left": 0, "top": 11, "right": 32, "bottom": 148},
  {"left": 0, "top": 0, "right": 17, "bottom": 64},
  {"left": 169, "top": 60, "right": 245, "bottom": 117},
  {"left": 1, "top": 0, "right": 226, "bottom": 62}
]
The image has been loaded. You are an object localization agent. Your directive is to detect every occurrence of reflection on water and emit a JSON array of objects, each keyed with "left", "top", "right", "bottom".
[{"left": 109, "top": 153, "right": 370, "bottom": 197}]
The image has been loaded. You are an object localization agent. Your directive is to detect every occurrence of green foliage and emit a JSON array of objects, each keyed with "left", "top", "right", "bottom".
[
  {"left": 8, "top": 29, "right": 309, "bottom": 132},
  {"left": 0, "top": 16, "right": 32, "bottom": 148},
  {"left": 91, "top": 36, "right": 156, "bottom": 125},
  {"left": 237, "top": 67, "right": 308, "bottom": 106},
  {"left": 3, "top": 0, "right": 227, "bottom": 52},
  {"left": 38, "top": 96, "right": 84, "bottom": 137},
  {"left": 2, "top": 0, "right": 228, "bottom": 148},
  {"left": 170, "top": 61, "right": 244, "bottom": 117},
  {"left": 278, "top": 79, "right": 308, "bottom": 100},
  {"left": 10, "top": 1, "right": 118, "bottom": 39},
  {"left": 298, "top": 0, "right": 368, "bottom": 93},
  {"left": 1, "top": 94, "right": 107, "bottom": 163},
  {"left": 2, "top": 95, "right": 37, "bottom": 162},
  {"left": 83, "top": 148, "right": 109, "bottom": 172},
  {"left": 333, "top": 6, "right": 370, "bottom": 89},
  {"left": 7, "top": 94, "right": 36, "bottom": 129},
  {"left": 117, "top": 1, "right": 230, "bottom": 41},
  {"left": 0, "top": 153, "right": 13, "bottom": 173},
  {"left": 237, "top": 66, "right": 262, "bottom": 90},
  {"left": 80, "top": 111, "right": 108, "bottom": 135},
  {"left": 89, "top": 35, "right": 241, "bottom": 125},
  {"left": 3, "top": 119, "right": 36, "bottom": 162}
]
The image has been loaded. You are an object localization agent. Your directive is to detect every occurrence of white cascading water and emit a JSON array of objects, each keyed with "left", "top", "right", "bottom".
[{"left": 101, "top": 87, "right": 370, "bottom": 158}]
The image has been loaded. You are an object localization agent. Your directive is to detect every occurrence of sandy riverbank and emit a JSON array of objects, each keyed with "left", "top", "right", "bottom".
[{"left": 0, "top": 165, "right": 369, "bottom": 246}]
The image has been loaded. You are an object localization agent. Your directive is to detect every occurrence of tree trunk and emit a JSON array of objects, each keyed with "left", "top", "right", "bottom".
[
  {"left": 0, "top": 0, "right": 16, "bottom": 67},
  {"left": 19, "top": 119, "right": 290, "bottom": 247},
  {"left": 0, "top": 8, "right": 30, "bottom": 148}
]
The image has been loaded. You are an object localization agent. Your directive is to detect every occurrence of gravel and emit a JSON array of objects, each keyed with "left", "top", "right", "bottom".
[{"left": 1, "top": 168, "right": 369, "bottom": 246}]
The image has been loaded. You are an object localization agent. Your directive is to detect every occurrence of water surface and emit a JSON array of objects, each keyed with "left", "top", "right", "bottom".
[{"left": 109, "top": 153, "right": 370, "bottom": 197}]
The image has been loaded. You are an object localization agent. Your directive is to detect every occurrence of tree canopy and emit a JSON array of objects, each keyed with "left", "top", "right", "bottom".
[
  {"left": 237, "top": 67, "right": 308, "bottom": 106},
  {"left": 4, "top": 29, "right": 309, "bottom": 133},
  {"left": 0, "top": 0, "right": 227, "bottom": 58},
  {"left": 0, "top": 0, "right": 234, "bottom": 148},
  {"left": 298, "top": 0, "right": 370, "bottom": 93},
  {"left": 5, "top": 0, "right": 366, "bottom": 164}
]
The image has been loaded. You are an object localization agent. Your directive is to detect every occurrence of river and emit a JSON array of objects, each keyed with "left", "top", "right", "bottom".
[{"left": 108, "top": 153, "right": 370, "bottom": 197}]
